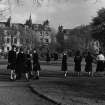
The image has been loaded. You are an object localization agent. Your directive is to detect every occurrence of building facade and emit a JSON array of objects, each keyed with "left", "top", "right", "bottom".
[
  {"left": 3, "top": 28, "right": 21, "bottom": 52},
  {"left": 0, "top": 16, "right": 53, "bottom": 52}
]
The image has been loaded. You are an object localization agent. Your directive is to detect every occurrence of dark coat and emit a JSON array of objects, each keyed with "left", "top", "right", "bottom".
[
  {"left": 54, "top": 52, "right": 58, "bottom": 61},
  {"left": 33, "top": 52, "right": 40, "bottom": 71},
  {"left": 96, "top": 61, "right": 104, "bottom": 72},
  {"left": 74, "top": 55, "right": 82, "bottom": 72},
  {"left": 85, "top": 55, "right": 93, "bottom": 72},
  {"left": 16, "top": 52, "right": 25, "bottom": 73},
  {"left": 8, "top": 50, "right": 16, "bottom": 70},
  {"left": 24, "top": 53, "right": 32, "bottom": 73},
  {"left": 46, "top": 52, "right": 50, "bottom": 62},
  {"left": 61, "top": 54, "right": 67, "bottom": 71}
]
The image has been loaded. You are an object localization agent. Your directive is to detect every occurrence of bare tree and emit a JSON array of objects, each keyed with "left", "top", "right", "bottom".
[{"left": 11, "top": 0, "right": 101, "bottom": 7}]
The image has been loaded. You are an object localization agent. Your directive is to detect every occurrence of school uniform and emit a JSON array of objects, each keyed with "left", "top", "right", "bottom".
[
  {"left": 61, "top": 54, "right": 67, "bottom": 71},
  {"left": 16, "top": 52, "right": 25, "bottom": 79},
  {"left": 8, "top": 50, "right": 16, "bottom": 70},
  {"left": 74, "top": 55, "right": 82, "bottom": 72},
  {"left": 96, "top": 54, "right": 105, "bottom": 72},
  {"left": 85, "top": 54, "right": 93, "bottom": 72},
  {"left": 54, "top": 52, "right": 58, "bottom": 61},
  {"left": 33, "top": 52, "right": 40, "bottom": 72},
  {"left": 46, "top": 52, "right": 50, "bottom": 63},
  {"left": 24, "top": 53, "right": 32, "bottom": 73},
  {"left": 8, "top": 49, "right": 17, "bottom": 80}
]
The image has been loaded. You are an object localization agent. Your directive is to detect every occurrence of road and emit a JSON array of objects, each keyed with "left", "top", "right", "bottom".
[{"left": 0, "top": 73, "right": 57, "bottom": 105}]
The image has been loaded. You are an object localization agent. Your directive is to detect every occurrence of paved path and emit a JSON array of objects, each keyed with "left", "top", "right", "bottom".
[{"left": 0, "top": 74, "right": 57, "bottom": 105}]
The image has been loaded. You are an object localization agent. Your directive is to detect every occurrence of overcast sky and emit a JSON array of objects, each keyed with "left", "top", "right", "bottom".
[{"left": 0, "top": 0, "right": 105, "bottom": 29}]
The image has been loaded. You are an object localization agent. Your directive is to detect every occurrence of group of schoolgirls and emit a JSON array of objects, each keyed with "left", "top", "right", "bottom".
[
  {"left": 61, "top": 50, "right": 105, "bottom": 77},
  {"left": 7, "top": 45, "right": 40, "bottom": 81}
]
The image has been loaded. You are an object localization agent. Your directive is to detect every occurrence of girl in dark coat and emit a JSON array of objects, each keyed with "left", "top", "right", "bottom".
[
  {"left": 54, "top": 52, "right": 58, "bottom": 62},
  {"left": 24, "top": 50, "right": 32, "bottom": 80},
  {"left": 32, "top": 49, "right": 40, "bottom": 79},
  {"left": 85, "top": 52, "right": 93, "bottom": 76},
  {"left": 61, "top": 53, "right": 68, "bottom": 77},
  {"left": 8, "top": 45, "right": 16, "bottom": 80},
  {"left": 16, "top": 48, "right": 25, "bottom": 79},
  {"left": 74, "top": 51, "right": 82, "bottom": 76},
  {"left": 46, "top": 51, "right": 50, "bottom": 63}
]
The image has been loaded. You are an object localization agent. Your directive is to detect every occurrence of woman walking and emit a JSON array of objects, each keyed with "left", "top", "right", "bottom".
[
  {"left": 61, "top": 52, "right": 68, "bottom": 77},
  {"left": 74, "top": 51, "right": 82, "bottom": 76},
  {"left": 16, "top": 48, "right": 25, "bottom": 80},
  {"left": 85, "top": 52, "right": 93, "bottom": 76},
  {"left": 8, "top": 45, "right": 16, "bottom": 80},
  {"left": 32, "top": 49, "right": 40, "bottom": 79},
  {"left": 24, "top": 50, "right": 32, "bottom": 80},
  {"left": 96, "top": 51, "right": 105, "bottom": 72},
  {"left": 46, "top": 50, "right": 50, "bottom": 64}
]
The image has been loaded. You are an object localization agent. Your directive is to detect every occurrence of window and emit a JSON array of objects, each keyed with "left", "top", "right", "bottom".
[
  {"left": 40, "top": 38, "right": 43, "bottom": 42},
  {"left": 40, "top": 31, "right": 43, "bottom": 36},
  {"left": 45, "top": 39, "right": 49, "bottom": 43},
  {"left": 7, "top": 38, "right": 10, "bottom": 43},
  {"left": 14, "top": 38, "right": 17, "bottom": 44},
  {"left": 4, "top": 30, "right": 7, "bottom": 35},
  {"left": 7, "top": 47, "right": 9, "bottom": 51},
  {"left": 46, "top": 32, "right": 48, "bottom": 36}
]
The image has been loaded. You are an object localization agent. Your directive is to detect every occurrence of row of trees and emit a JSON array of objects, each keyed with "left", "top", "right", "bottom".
[
  {"left": 91, "top": 8, "right": 105, "bottom": 51},
  {"left": 56, "top": 8, "right": 105, "bottom": 54},
  {"left": 56, "top": 25, "right": 92, "bottom": 53}
]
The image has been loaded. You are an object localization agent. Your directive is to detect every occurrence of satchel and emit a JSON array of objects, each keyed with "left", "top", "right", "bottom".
[{"left": 7, "top": 64, "right": 11, "bottom": 69}]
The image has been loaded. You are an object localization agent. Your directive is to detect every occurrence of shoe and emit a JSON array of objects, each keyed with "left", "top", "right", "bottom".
[
  {"left": 36, "top": 76, "right": 39, "bottom": 79},
  {"left": 26, "top": 79, "right": 29, "bottom": 81},
  {"left": 10, "top": 78, "right": 14, "bottom": 81}
]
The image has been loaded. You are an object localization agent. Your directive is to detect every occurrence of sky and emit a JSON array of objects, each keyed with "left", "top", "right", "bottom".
[{"left": 0, "top": 0, "right": 105, "bottom": 29}]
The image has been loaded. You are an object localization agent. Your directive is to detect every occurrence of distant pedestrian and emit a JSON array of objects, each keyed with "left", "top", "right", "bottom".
[
  {"left": 32, "top": 49, "right": 40, "bottom": 79},
  {"left": 96, "top": 51, "right": 105, "bottom": 72},
  {"left": 8, "top": 45, "right": 16, "bottom": 80},
  {"left": 46, "top": 50, "right": 50, "bottom": 63},
  {"left": 53, "top": 52, "right": 58, "bottom": 62},
  {"left": 85, "top": 52, "right": 93, "bottom": 76},
  {"left": 74, "top": 51, "right": 82, "bottom": 76},
  {"left": 16, "top": 48, "right": 25, "bottom": 80},
  {"left": 61, "top": 52, "right": 68, "bottom": 77}
]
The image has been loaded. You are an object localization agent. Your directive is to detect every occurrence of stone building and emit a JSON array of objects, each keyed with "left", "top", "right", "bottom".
[
  {"left": 0, "top": 15, "right": 53, "bottom": 52},
  {"left": 3, "top": 29, "right": 21, "bottom": 52}
]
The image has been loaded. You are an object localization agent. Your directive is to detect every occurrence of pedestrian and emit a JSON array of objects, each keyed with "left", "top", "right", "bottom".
[
  {"left": 24, "top": 50, "right": 32, "bottom": 80},
  {"left": 16, "top": 48, "right": 25, "bottom": 80},
  {"left": 7, "top": 45, "right": 16, "bottom": 80},
  {"left": 32, "top": 49, "right": 40, "bottom": 79},
  {"left": 53, "top": 52, "right": 58, "bottom": 63},
  {"left": 61, "top": 52, "right": 68, "bottom": 77},
  {"left": 74, "top": 50, "right": 82, "bottom": 76},
  {"left": 46, "top": 50, "right": 50, "bottom": 63},
  {"left": 85, "top": 52, "right": 93, "bottom": 76},
  {"left": 96, "top": 51, "right": 105, "bottom": 72}
]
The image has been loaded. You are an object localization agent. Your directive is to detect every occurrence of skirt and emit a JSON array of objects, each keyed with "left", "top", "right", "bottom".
[
  {"left": 74, "top": 64, "right": 81, "bottom": 72},
  {"left": 7, "top": 63, "right": 16, "bottom": 70},
  {"left": 85, "top": 63, "right": 92, "bottom": 72},
  {"left": 96, "top": 61, "right": 104, "bottom": 72},
  {"left": 61, "top": 63, "right": 67, "bottom": 71},
  {"left": 33, "top": 63, "right": 41, "bottom": 71}
]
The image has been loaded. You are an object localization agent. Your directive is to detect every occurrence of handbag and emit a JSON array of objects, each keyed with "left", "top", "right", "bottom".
[{"left": 7, "top": 64, "right": 11, "bottom": 69}]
